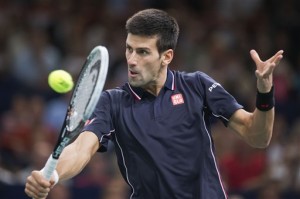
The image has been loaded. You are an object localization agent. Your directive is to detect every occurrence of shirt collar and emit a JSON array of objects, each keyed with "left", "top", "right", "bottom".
[{"left": 127, "top": 69, "right": 175, "bottom": 100}]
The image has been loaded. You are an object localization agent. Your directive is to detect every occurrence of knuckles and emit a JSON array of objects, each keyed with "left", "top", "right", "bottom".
[{"left": 25, "top": 171, "right": 51, "bottom": 198}]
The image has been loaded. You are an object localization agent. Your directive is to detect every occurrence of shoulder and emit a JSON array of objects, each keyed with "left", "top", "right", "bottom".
[
  {"left": 173, "top": 70, "right": 211, "bottom": 80},
  {"left": 173, "top": 70, "right": 216, "bottom": 85},
  {"left": 105, "top": 86, "right": 127, "bottom": 96},
  {"left": 102, "top": 83, "right": 132, "bottom": 102}
]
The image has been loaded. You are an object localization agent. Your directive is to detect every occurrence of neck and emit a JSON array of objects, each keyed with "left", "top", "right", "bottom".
[
  {"left": 144, "top": 68, "right": 167, "bottom": 96},
  {"left": 145, "top": 84, "right": 164, "bottom": 96}
]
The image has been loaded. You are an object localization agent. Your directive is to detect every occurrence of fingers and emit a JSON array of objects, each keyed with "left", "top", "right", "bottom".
[
  {"left": 251, "top": 49, "right": 284, "bottom": 74},
  {"left": 268, "top": 50, "right": 284, "bottom": 63},
  {"left": 255, "top": 63, "right": 276, "bottom": 79},
  {"left": 273, "top": 52, "right": 284, "bottom": 65},
  {"left": 250, "top": 49, "right": 261, "bottom": 66},
  {"left": 250, "top": 49, "right": 284, "bottom": 65},
  {"left": 25, "top": 171, "right": 51, "bottom": 199},
  {"left": 25, "top": 183, "right": 49, "bottom": 199},
  {"left": 252, "top": 49, "right": 284, "bottom": 92}
]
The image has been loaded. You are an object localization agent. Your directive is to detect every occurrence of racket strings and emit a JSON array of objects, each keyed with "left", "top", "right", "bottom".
[{"left": 68, "top": 52, "right": 101, "bottom": 132}]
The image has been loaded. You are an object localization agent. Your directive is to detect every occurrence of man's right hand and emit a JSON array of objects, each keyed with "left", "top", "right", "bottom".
[{"left": 24, "top": 170, "right": 55, "bottom": 199}]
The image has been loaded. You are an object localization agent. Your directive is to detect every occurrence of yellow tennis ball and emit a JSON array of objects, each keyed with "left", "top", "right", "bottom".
[{"left": 48, "top": 70, "right": 74, "bottom": 93}]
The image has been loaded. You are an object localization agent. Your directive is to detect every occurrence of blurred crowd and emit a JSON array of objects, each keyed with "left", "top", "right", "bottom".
[{"left": 0, "top": 0, "right": 299, "bottom": 198}]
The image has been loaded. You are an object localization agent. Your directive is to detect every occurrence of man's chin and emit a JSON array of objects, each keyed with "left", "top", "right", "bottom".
[
  {"left": 129, "top": 76, "right": 149, "bottom": 87},
  {"left": 128, "top": 80, "right": 141, "bottom": 87}
]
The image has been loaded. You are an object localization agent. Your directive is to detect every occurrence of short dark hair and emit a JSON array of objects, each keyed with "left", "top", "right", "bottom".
[{"left": 125, "top": 9, "right": 179, "bottom": 54}]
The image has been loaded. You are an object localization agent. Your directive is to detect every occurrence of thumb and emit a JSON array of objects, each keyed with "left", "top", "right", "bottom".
[
  {"left": 50, "top": 179, "right": 56, "bottom": 189},
  {"left": 40, "top": 168, "right": 59, "bottom": 187}
]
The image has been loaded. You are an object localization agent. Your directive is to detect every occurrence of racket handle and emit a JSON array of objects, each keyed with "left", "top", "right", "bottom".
[
  {"left": 42, "top": 155, "right": 58, "bottom": 181},
  {"left": 32, "top": 156, "right": 58, "bottom": 199}
]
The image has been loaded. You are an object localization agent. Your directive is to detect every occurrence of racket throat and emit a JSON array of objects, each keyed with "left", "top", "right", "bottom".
[{"left": 53, "top": 136, "right": 71, "bottom": 159}]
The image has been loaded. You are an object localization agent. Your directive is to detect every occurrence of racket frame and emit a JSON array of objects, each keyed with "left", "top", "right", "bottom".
[{"left": 41, "top": 46, "right": 109, "bottom": 181}]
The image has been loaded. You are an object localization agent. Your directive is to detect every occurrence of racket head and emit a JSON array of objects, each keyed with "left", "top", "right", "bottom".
[
  {"left": 52, "top": 46, "right": 109, "bottom": 159},
  {"left": 67, "top": 46, "right": 109, "bottom": 132},
  {"left": 84, "top": 46, "right": 109, "bottom": 120}
]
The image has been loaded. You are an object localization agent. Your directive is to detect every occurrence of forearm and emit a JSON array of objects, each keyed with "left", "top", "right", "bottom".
[
  {"left": 54, "top": 131, "right": 99, "bottom": 181},
  {"left": 229, "top": 108, "right": 274, "bottom": 148},
  {"left": 247, "top": 108, "right": 274, "bottom": 148},
  {"left": 55, "top": 143, "right": 91, "bottom": 181},
  {"left": 247, "top": 84, "right": 275, "bottom": 147}
]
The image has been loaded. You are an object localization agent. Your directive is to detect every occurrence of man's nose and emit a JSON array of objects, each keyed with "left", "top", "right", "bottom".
[{"left": 127, "top": 52, "right": 137, "bottom": 66}]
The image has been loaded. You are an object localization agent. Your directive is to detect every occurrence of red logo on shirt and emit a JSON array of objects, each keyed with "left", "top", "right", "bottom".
[
  {"left": 171, "top": 94, "right": 184, "bottom": 105},
  {"left": 84, "top": 118, "right": 95, "bottom": 126}
]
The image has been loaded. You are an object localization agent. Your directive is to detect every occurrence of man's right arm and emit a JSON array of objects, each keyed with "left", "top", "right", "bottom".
[
  {"left": 56, "top": 131, "right": 100, "bottom": 180},
  {"left": 25, "top": 131, "right": 99, "bottom": 199}
]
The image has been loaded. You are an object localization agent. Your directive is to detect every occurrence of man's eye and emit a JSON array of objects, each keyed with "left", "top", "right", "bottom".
[
  {"left": 126, "top": 47, "right": 133, "bottom": 53},
  {"left": 138, "top": 50, "right": 148, "bottom": 55}
]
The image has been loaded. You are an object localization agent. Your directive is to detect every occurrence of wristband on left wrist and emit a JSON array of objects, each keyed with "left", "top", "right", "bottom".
[{"left": 256, "top": 86, "right": 275, "bottom": 111}]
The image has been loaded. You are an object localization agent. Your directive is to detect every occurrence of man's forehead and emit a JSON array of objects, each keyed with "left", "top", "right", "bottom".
[{"left": 126, "top": 34, "right": 158, "bottom": 48}]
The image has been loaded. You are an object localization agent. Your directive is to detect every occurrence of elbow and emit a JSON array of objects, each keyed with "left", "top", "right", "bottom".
[
  {"left": 247, "top": 133, "right": 272, "bottom": 149},
  {"left": 262, "top": 136, "right": 272, "bottom": 148},
  {"left": 249, "top": 139, "right": 271, "bottom": 149}
]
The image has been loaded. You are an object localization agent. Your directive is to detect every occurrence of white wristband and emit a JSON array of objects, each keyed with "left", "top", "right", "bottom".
[{"left": 40, "top": 168, "right": 59, "bottom": 185}]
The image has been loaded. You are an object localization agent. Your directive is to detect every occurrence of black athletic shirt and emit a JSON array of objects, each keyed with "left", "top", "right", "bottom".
[{"left": 83, "top": 69, "right": 243, "bottom": 199}]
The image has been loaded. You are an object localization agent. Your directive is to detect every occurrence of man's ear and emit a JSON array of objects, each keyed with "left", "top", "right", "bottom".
[{"left": 161, "top": 49, "right": 174, "bottom": 66}]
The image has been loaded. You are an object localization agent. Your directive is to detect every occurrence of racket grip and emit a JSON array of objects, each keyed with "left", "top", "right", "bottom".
[
  {"left": 42, "top": 155, "right": 58, "bottom": 181},
  {"left": 32, "top": 156, "right": 59, "bottom": 199}
]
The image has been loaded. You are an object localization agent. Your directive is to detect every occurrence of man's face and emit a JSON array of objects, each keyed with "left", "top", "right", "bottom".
[{"left": 125, "top": 33, "right": 164, "bottom": 89}]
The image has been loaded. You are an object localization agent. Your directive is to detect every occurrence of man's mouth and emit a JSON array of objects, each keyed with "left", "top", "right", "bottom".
[{"left": 129, "top": 70, "right": 138, "bottom": 76}]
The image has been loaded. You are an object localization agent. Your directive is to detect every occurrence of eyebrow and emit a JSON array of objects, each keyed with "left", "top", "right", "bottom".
[{"left": 126, "top": 43, "right": 151, "bottom": 51}]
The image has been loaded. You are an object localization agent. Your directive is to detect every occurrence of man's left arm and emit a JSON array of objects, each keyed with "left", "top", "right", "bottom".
[{"left": 228, "top": 49, "right": 284, "bottom": 148}]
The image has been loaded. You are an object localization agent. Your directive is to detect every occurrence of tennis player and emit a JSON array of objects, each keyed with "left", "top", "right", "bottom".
[{"left": 25, "top": 9, "right": 283, "bottom": 199}]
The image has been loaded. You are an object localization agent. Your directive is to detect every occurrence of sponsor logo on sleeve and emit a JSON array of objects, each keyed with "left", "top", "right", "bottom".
[{"left": 208, "top": 83, "right": 221, "bottom": 92}]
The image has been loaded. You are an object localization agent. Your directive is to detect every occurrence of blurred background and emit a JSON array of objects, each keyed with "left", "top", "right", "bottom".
[{"left": 0, "top": 0, "right": 300, "bottom": 198}]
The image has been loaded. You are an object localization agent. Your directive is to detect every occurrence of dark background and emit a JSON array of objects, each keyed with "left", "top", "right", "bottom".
[{"left": 0, "top": 0, "right": 300, "bottom": 198}]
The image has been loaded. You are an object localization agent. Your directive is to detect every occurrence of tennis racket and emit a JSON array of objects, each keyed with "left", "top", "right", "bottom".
[{"left": 41, "top": 45, "right": 109, "bottom": 181}]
